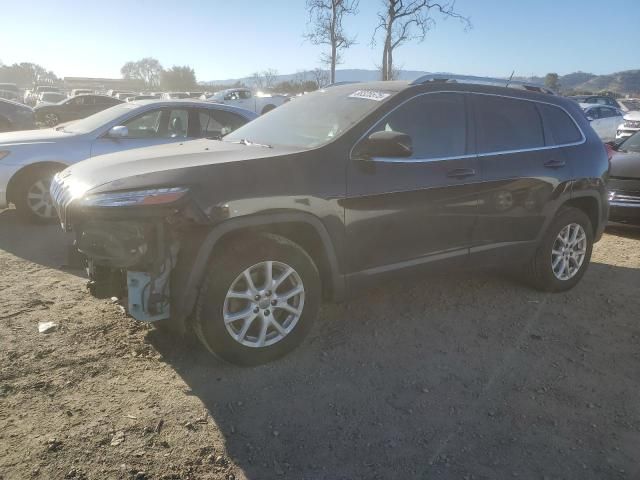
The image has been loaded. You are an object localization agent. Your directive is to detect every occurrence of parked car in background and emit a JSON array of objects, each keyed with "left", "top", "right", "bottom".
[
  {"left": 0, "top": 98, "right": 36, "bottom": 132},
  {"left": 581, "top": 103, "right": 624, "bottom": 142},
  {"left": 36, "top": 92, "right": 67, "bottom": 106},
  {"left": 114, "top": 92, "right": 137, "bottom": 101},
  {"left": 0, "top": 100, "right": 257, "bottom": 220},
  {"left": 617, "top": 98, "right": 640, "bottom": 112},
  {"left": 127, "top": 95, "right": 159, "bottom": 102},
  {"left": 608, "top": 131, "right": 640, "bottom": 225},
  {"left": 615, "top": 111, "right": 640, "bottom": 140},
  {"left": 0, "top": 89, "right": 21, "bottom": 102},
  {"left": 187, "top": 92, "right": 204, "bottom": 98},
  {"left": 34, "top": 94, "right": 122, "bottom": 126},
  {"left": 161, "top": 92, "right": 191, "bottom": 99},
  {"left": 71, "top": 89, "right": 94, "bottom": 96},
  {"left": 206, "top": 87, "right": 288, "bottom": 114},
  {"left": 50, "top": 78, "right": 608, "bottom": 365},
  {"left": 569, "top": 95, "right": 622, "bottom": 109},
  {"left": 0, "top": 83, "right": 20, "bottom": 102}
]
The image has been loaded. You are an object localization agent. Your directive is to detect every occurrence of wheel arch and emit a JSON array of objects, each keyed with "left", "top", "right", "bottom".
[
  {"left": 173, "top": 212, "right": 345, "bottom": 325},
  {"left": 563, "top": 194, "right": 601, "bottom": 238},
  {"left": 261, "top": 104, "right": 276, "bottom": 115},
  {"left": 6, "top": 161, "right": 68, "bottom": 204}
]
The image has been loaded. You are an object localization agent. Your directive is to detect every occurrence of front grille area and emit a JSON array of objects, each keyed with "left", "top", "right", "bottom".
[
  {"left": 50, "top": 174, "right": 74, "bottom": 230},
  {"left": 609, "top": 190, "right": 640, "bottom": 208},
  {"left": 623, "top": 120, "right": 640, "bottom": 129}
]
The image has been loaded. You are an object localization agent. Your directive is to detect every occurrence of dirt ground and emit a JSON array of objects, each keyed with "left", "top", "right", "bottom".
[{"left": 1, "top": 208, "right": 639, "bottom": 480}]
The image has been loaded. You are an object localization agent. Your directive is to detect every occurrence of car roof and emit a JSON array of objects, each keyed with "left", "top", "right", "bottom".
[{"left": 0, "top": 97, "right": 32, "bottom": 110}]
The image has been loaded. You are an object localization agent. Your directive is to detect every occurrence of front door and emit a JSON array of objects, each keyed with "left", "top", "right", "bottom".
[
  {"left": 91, "top": 107, "right": 195, "bottom": 157},
  {"left": 344, "top": 92, "right": 479, "bottom": 275}
]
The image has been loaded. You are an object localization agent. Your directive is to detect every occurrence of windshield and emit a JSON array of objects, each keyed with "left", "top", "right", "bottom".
[
  {"left": 224, "top": 86, "right": 398, "bottom": 148},
  {"left": 62, "top": 102, "right": 139, "bottom": 133},
  {"left": 619, "top": 132, "right": 640, "bottom": 153}
]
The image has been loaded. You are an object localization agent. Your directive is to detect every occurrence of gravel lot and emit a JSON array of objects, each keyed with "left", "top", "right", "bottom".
[{"left": 1, "top": 208, "right": 639, "bottom": 480}]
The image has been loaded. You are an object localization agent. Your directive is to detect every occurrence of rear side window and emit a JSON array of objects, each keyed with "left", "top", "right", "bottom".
[
  {"left": 199, "top": 109, "right": 247, "bottom": 138},
  {"left": 538, "top": 104, "right": 582, "bottom": 145},
  {"left": 369, "top": 92, "right": 467, "bottom": 159},
  {"left": 474, "top": 95, "right": 544, "bottom": 153}
]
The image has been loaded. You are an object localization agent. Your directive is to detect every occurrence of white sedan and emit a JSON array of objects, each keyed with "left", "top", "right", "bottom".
[
  {"left": 615, "top": 110, "right": 640, "bottom": 140},
  {"left": 0, "top": 100, "right": 257, "bottom": 221},
  {"left": 581, "top": 103, "right": 624, "bottom": 142}
]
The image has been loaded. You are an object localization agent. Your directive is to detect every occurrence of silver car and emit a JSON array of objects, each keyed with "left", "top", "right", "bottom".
[{"left": 0, "top": 100, "right": 257, "bottom": 221}]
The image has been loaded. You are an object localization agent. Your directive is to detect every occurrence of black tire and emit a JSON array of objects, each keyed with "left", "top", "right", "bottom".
[
  {"left": 43, "top": 113, "right": 60, "bottom": 127},
  {"left": 194, "top": 233, "right": 321, "bottom": 366},
  {"left": 13, "top": 165, "right": 61, "bottom": 223},
  {"left": 526, "top": 206, "right": 593, "bottom": 292}
]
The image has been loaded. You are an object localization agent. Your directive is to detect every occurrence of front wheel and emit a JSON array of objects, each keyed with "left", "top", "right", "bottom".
[
  {"left": 13, "top": 166, "right": 61, "bottom": 222},
  {"left": 194, "top": 233, "right": 320, "bottom": 366},
  {"left": 43, "top": 113, "right": 60, "bottom": 127},
  {"left": 526, "top": 206, "right": 593, "bottom": 292}
]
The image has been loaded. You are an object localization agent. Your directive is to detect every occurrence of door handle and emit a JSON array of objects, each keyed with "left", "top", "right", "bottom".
[
  {"left": 447, "top": 168, "right": 476, "bottom": 178},
  {"left": 544, "top": 160, "right": 566, "bottom": 169}
]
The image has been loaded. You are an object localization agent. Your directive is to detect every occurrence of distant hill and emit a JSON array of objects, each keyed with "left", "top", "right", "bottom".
[{"left": 204, "top": 69, "right": 640, "bottom": 95}]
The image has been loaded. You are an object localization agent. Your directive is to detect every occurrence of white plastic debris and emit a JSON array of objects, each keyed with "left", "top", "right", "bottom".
[{"left": 38, "top": 321, "right": 58, "bottom": 334}]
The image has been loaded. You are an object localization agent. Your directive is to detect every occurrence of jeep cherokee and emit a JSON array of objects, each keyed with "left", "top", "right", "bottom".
[{"left": 51, "top": 77, "right": 609, "bottom": 366}]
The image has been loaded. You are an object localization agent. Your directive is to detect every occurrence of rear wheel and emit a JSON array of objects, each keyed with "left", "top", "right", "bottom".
[
  {"left": 13, "top": 166, "right": 61, "bottom": 222},
  {"left": 194, "top": 233, "right": 320, "bottom": 366},
  {"left": 526, "top": 207, "right": 593, "bottom": 292},
  {"left": 43, "top": 113, "right": 60, "bottom": 127}
]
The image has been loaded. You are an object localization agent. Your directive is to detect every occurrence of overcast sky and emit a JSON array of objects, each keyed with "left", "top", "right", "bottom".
[{"left": 1, "top": 0, "right": 637, "bottom": 81}]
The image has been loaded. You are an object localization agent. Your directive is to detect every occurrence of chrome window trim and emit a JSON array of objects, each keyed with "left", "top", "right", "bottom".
[{"left": 350, "top": 90, "right": 587, "bottom": 165}]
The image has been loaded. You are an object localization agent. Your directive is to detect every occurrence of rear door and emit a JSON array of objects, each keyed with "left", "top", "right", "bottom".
[
  {"left": 345, "top": 92, "right": 479, "bottom": 275},
  {"left": 90, "top": 107, "right": 196, "bottom": 157},
  {"left": 470, "top": 94, "right": 581, "bottom": 263}
]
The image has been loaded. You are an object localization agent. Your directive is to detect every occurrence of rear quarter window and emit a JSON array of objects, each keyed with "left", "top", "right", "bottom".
[
  {"left": 537, "top": 103, "right": 582, "bottom": 146},
  {"left": 474, "top": 95, "right": 544, "bottom": 153}
]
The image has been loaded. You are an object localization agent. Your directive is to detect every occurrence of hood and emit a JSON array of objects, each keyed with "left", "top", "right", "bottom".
[
  {"left": 60, "top": 139, "right": 305, "bottom": 194},
  {"left": 0, "top": 127, "right": 73, "bottom": 147},
  {"left": 623, "top": 111, "right": 640, "bottom": 121},
  {"left": 610, "top": 150, "right": 640, "bottom": 179}
]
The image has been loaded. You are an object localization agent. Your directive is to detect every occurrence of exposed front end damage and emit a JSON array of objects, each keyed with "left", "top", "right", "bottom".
[{"left": 77, "top": 218, "right": 181, "bottom": 323}]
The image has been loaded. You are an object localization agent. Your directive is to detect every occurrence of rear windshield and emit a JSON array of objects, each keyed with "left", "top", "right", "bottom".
[{"left": 224, "top": 86, "right": 398, "bottom": 148}]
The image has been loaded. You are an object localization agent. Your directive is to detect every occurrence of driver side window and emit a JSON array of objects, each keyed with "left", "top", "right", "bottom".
[
  {"left": 368, "top": 93, "right": 467, "bottom": 160},
  {"left": 123, "top": 110, "right": 163, "bottom": 138}
]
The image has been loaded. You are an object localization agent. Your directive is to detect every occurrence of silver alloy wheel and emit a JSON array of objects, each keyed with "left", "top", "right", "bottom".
[
  {"left": 44, "top": 113, "right": 59, "bottom": 127},
  {"left": 223, "top": 260, "right": 305, "bottom": 348},
  {"left": 26, "top": 177, "right": 56, "bottom": 219},
  {"left": 551, "top": 223, "right": 587, "bottom": 281}
]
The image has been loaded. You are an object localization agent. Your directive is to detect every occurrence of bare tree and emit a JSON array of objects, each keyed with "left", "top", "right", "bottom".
[
  {"left": 310, "top": 68, "right": 330, "bottom": 89},
  {"left": 304, "top": 0, "right": 359, "bottom": 84},
  {"left": 373, "top": 0, "right": 470, "bottom": 81},
  {"left": 262, "top": 69, "right": 279, "bottom": 90},
  {"left": 251, "top": 71, "right": 264, "bottom": 90}
]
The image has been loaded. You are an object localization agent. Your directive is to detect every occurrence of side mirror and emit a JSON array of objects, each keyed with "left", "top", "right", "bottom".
[
  {"left": 358, "top": 130, "right": 413, "bottom": 158},
  {"left": 586, "top": 116, "right": 594, "bottom": 122},
  {"left": 108, "top": 125, "right": 128, "bottom": 138}
]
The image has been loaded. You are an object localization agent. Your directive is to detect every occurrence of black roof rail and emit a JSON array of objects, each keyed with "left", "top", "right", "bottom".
[{"left": 410, "top": 74, "right": 556, "bottom": 95}]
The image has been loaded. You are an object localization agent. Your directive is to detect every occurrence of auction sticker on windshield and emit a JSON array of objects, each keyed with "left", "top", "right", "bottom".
[{"left": 348, "top": 90, "right": 392, "bottom": 101}]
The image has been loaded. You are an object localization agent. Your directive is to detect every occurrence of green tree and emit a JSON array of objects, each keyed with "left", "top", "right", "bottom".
[
  {"left": 121, "top": 58, "right": 163, "bottom": 88},
  {"left": 160, "top": 66, "right": 197, "bottom": 91},
  {"left": 544, "top": 72, "right": 560, "bottom": 91}
]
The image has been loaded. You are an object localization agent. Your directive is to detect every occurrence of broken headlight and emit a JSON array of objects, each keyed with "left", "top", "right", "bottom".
[{"left": 80, "top": 187, "right": 189, "bottom": 207}]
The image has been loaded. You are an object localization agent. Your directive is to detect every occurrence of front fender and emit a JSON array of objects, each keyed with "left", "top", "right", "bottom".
[{"left": 172, "top": 211, "right": 345, "bottom": 324}]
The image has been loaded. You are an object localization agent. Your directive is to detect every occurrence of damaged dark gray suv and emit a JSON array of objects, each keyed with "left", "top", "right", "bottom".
[{"left": 51, "top": 77, "right": 609, "bottom": 365}]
